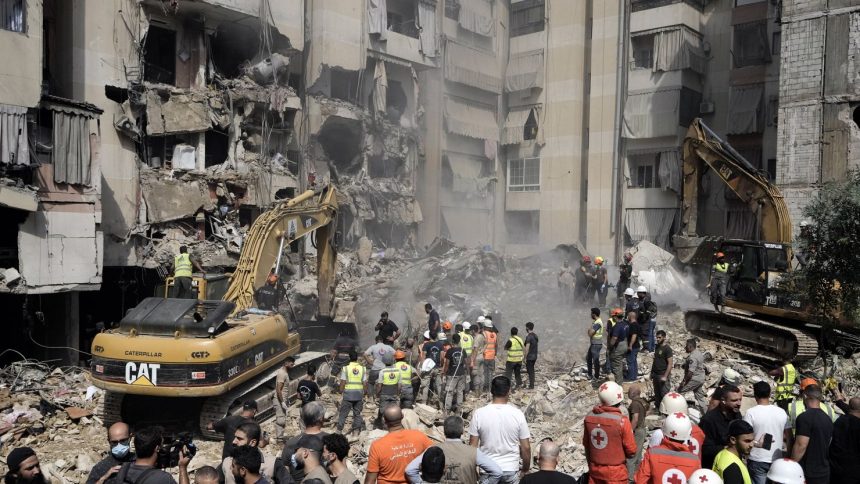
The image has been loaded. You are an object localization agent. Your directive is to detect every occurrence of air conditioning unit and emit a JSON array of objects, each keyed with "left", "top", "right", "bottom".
[{"left": 699, "top": 101, "right": 715, "bottom": 114}]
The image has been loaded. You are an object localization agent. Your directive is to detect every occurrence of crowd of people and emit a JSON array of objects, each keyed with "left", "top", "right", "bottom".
[{"left": 4, "top": 296, "right": 859, "bottom": 484}]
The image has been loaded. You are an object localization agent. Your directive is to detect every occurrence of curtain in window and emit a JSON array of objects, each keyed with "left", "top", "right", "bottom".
[
  {"left": 444, "top": 97, "right": 499, "bottom": 141},
  {"left": 458, "top": 0, "right": 494, "bottom": 37},
  {"left": 501, "top": 107, "right": 535, "bottom": 145},
  {"left": 658, "top": 150, "right": 682, "bottom": 193},
  {"left": 373, "top": 60, "right": 388, "bottom": 115},
  {"left": 367, "top": 0, "right": 387, "bottom": 40},
  {"left": 505, "top": 49, "right": 544, "bottom": 92},
  {"left": 622, "top": 89, "right": 680, "bottom": 139},
  {"left": 52, "top": 111, "right": 92, "bottom": 185},
  {"left": 624, "top": 208, "right": 677, "bottom": 249},
  {"left": 445, "top": 41, "right": 503, "bottom": 93},
  {"left": 653, "top": 28, "right": 706, "bottom": 74},
  {"left": 416, "top": 0, "right": 438, "bottom": 57},
  {"left": 445, "top": 153, "right": 485, "bottom": 193},
  {"left": 0, "top": 104, "right": 28, "bottom": 166},
  {"left": 727, "top": 84, "right": 763, "bottom": 135}
]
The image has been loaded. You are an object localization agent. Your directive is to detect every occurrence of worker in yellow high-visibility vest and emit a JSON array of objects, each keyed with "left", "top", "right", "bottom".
[
  {"left": 172, "top": 245, "right": 204, "bottom": 299},
  {"left": 708, "top": 251, "right": 730, "bottom": 312},
  {"left": 503, "top": 327, "right": 525, "bottom": 390}
]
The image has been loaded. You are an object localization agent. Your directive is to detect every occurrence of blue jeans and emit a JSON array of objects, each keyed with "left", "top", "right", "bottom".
[
  {"left": 748, "top": 460, "right": 771, "bottom": 484},
  {"left": 626, "top": 347, "right": 639, "bottom": 380},
  {"left": 586, "top": 344, "right": 602, "bottom": 378},
  {"left": 647, "top": 319, "right": 656, "bottom": 351}
]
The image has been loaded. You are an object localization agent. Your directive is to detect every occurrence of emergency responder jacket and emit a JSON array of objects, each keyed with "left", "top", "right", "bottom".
[
  {"left": 787, "top": 400, "right": 836, "bottom": 429},
  {"left": 590, "top": 318, "right": 604, "bottom": 343},
  {"left": 775, "top": 363, "right": 797, "bottom": 402},
  {"left": 343, "top": 362, "right": 365, "bottom": 391},
  {"left": 712, "top": 449, "right": 752, "bottom": 484},
  {"left": 483, "top": 331, "right": 498, "bottom": 360},
  {"left": 634, "top": 438, "right": 700, "bottom": 484},
  {"left": 378, "top": 366, "right": 401, "bottom": 396},
  {"left": 506, "top": 335, "right": 525, "bottom": 362},
  {"left": 174, "top": 253, "right": 192, "bottom": 277},
  {"left": 690, "top": 424, "right": 705, "bottom": 459},
  {"left": 583, "top": 404, "right": 637, "bottom": 482},
  {"left": 397, "top": 361, "right": 415, "bottom": 392},
  {"left": 459, "top": 331, "right": 473, "bottom": 356}
]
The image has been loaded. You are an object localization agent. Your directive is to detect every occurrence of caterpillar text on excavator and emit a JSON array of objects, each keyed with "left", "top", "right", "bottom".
[
  {"left": 89, "top": 186, "right": 356, "bottom": 438},
  {"left": 674, "top": 119, "right": 860, "bottom": 362}
]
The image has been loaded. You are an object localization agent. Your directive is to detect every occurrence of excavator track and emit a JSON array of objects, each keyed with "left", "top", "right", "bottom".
[
  {"left": 199, "top": 351, "right": 328, "bottom": 439},
  {"left": 685, "top": 309, "right": 819, "bottom": 362}
]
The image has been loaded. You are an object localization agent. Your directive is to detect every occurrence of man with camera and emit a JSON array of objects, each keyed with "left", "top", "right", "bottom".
[{"left": 100, "top": 426, "right": 193, "bottom": 484}]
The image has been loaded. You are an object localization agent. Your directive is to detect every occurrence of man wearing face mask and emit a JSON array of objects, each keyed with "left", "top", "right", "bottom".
[
  {"left": 87, "top": 422, "right": 134, "bottom": 484},
  {"left": 292, "top": 435, "right": 331, "bottom": 484}
]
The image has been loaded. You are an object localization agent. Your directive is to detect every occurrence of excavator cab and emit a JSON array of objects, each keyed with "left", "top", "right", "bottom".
[
  {"left": 717, "top": 240, "right": 803, "bottom": 313},
  {"left": 156, "top": 273, "right": 231, "bottom": 300}
]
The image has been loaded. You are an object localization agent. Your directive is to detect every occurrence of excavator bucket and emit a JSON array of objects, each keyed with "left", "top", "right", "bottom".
[
  {"left": 294, "top": 300, "right": 358, "bottom": 352},
  {"left": 673, "top": 235, "right": 723, "bottom": 265}
]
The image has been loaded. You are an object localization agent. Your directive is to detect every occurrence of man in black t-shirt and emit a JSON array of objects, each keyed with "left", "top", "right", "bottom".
[
  {"left": 441, "top": 334, "right": 467, "bottom": 414},
  {"left": 420, "top": 333, "right": 445, "bottom": 406},
  {"left": 207, "top": 401, "right": 257, "bottom": 459},
  {"left": 375, "top": 311, "right": 400, "bottom": 346},
  {"left": 650, "top": 330, "right": 673, "bottom": 403},
  {"left": 791, "top": 387, "right": 834, "bottom": 484},
  {"left": 521, "top": 440, "right": 576, "bottom": 484},
  {"left": 625, "top": 313, "right": 642, "bottom": 382},
  {"left": 296, "top": 364, "right": 322, "bottom": 407},
  {"left": 425, "top": 303, "right": 440, "bottom": 340}
]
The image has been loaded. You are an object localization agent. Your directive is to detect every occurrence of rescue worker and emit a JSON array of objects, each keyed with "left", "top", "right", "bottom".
[
  {"left": 441, "top": 333, "right": 468, "bottom": 415},
  {"left": 254, "top": 273, "right": 282, "bottom": 311},
  {"left": 394, "top": 350, "right": 418, "bottom": 409},
  {"left": 586, "top": 308, "right": 604, "bottom": 381},
  {"left": 583, "top": 381, "right": 637, "bottom": 483},
  {"left": 419, "top": 331, "right": 445, "bottom": 406},
  {"left": 442, "top": 320, "right": 453, "bottom": 340},
  {"left": 328, "top": 329, "right": 357, "bottom": 389},
  {"left": 172, "top": 245, "right": 204, "bottom": 299},
  {"left": 479, "top": 318, "right": 498, "bottom": 394},
  {"left": 708, "top": 252, "right": 730, "bottom": 313},
  {"left": 608, "top": 311, "right": 630, "bottom": 384},
  {"left": 594, "top": 257, "right": 610, "bottom": 307},
  {"left": 617, "top": 253, "right": 633, "bottom": 306},
  {"left": 558, "top": 259, "right": 576, "bottom": 305},
  {"left": 457, "top": 323, "right": 473, "bottom": 397},
  {"left": 336, "top": 351, "right": 366, "bottom": 435},
  {"left": 471, "top": 318, "right": 486, "bottom": 393},
  {"left": 769, "top": 358, "right": 798, "bottom": 411},
  {"left": 689, "top": 470, "right": 724, "bottom": 484},
  {"left": 374, "top": 354, "right": 401, "bottom": 429},
  {"left": 635, "top": 412, "right": 700, "bottom": 484},
  {"left": 636, "top": 285, "right": 657, "bottom": 353},
  {"left": 577, "top": 256, "right": 596, "bottom": 303},
  {"left": 649, "top": 392, "right": 707, "bottom": 461},
  {"left": 713, "top": 420, "right": 755, "bottom": 484},
  {"left": 604, "top": 308, "right": 623, "bottom": 375},
  {"left": 503, "top": 327, "right": 525, "bottom": 390},
  {"left": 765, "top": 459, "right": 805, "bottom": 484},
  {"left": 623, "top": 287, "right": 640, "bottom": 317},
  {"left": 784, "top": 380, "right": 837, "bottom": 447}
]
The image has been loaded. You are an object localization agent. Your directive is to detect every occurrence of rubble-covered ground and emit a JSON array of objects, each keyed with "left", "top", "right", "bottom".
[{"left": 3, "top": 241, "right": 860, "bottom": 481}]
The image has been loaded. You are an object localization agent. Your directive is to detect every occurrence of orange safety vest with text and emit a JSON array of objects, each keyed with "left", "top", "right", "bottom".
[{"left": 483, "top": 331, "right": 497, "bottom": 360}]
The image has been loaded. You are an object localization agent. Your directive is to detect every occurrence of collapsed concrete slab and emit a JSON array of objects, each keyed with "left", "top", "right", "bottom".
[{"left": 141, "top": 178, "right": 213, "bottom": 223}]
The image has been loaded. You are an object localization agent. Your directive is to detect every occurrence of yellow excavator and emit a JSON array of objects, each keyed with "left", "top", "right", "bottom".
[
  {"left": 673, "top": 119, "right": 859, "bottom": 361},
  {"left": 90, "top": 186, "right": 354, "bottom": 436}
]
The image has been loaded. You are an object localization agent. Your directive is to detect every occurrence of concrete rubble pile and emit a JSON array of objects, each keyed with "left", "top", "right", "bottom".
[{"left": 628, "top": 240, "right": 700, "bottom": 302}]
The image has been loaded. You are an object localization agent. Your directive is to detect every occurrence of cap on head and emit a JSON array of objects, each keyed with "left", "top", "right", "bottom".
[
  {"left": 243, "top": 400, "right": 258, "bottom": 411},
  {"left": 636, "top": 285, "right": 647, "bottom": 293},
  {"left": 582, "top": 255, "right": 591, "bottom": 263},
  {"left": 442, "top": 321, "right": 453, "bottom": 331},
  {"left": 659, "top": 392, "right": 689, "bottom": 415},
  {"left": 476, "top": 316, "right": 486, "bottom": 323},
  {"left": 662, "top": 412, "right": 692, "bottom": 442},
  {"left": 597, "top": 381, "right": 624, "bottom": 406},
  {"left": 437, "top": 332, "right": 447, "bottom": 340},
  {"left": 611, "top": 308, "right": 624, "bottom": 317},
  {"left": 394, "top": 350, "right": 406, "bottom": 360},
  {"left": 721, "top": 368, "right": 741, "bottom": 385},
  {"left": 594, "top": 256, "right": 604, "bottom": 265},
  {"left": 689, "top": 469, "right": 723, "bottom": 484},
  {"left": 800, "top": 377, "right": 818, "bottom": 390},
  {"left": 462, "top": 322, "right": 471, "bottom": 330},
  {"left": 423, "top": 330, "right": 431, "bottom": 340},
  {"left": 483, "top": 319, "right": 493, "bottom": 328},
  {"left": 766, "top": 458, "right": 805, "bottom": 484},
  {"left": 624, "top": 288, "right": 635, "bottom": 297}
]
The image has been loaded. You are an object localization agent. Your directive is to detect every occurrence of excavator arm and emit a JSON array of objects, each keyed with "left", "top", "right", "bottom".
[
  {"left": 222, "top": 185, "right": 339, "bottom": 315},
  {"left": 674, "top": 118, "right": 793, "bottom": 263}
]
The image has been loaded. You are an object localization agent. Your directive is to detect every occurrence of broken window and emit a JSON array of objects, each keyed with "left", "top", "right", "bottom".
[
  {"left": 733, "top": 20, "right": 770, "bottom": 67},
  {"left": 330, "top": 69, "right": 360, "bottom": 103},
  {"left": 387, "top": 0, "right": 419, "bottom": 38},
  {"left": 0, "top": 0, "right": 25, "bottom": 33},
  {"left": 508, "top": 157, "right": 540, "bottom": 192},
  {"left": 631, "top": 34, "right": 655, "bottom": 70},
  {"left": 627, "top": 153, "right": 661, "bottom": 188},
  {"left": 144, "top": 25, "right": 177, "bottom": 84},
  {"left": 505, "top": 211, "right": 540, "bottom": 244},
  {"left": 511, "top": 0, "right": 544, "bottom": 37},
  {"left": 205, "top": 130, "right": 228, "bottom": 167},
  {"left": 369, "top": 155, "right": 405, "bottom": 179},
  {"left": 445, "top": 0, "right": 460, "bottom": 20},
  {"left": 210, "top": 24, "right": 260, "bottom": 79},
  {"left": 318, "top": 118, "right": 362, "bottom": 176},
  {"left": 386, "top": 80, "right": 408, "bottom": 120}
]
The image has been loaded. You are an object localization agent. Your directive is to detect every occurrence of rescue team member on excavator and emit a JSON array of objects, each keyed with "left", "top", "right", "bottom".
[
  {"left": 617, "top": 253, "right": 633, "bottom": 306},
  {"left": 254, "top": 272, "right": 283, "bottom": 311},
  {"left": 708, "top": 252, "right": 730, "bottom": 313},
  {"left": 769, "top": 358, "right": 798, "bottom": 411},
  {"left": 172, "top": 245, "right": 204, "bottom": 299},
  {"left": 634, "top": 412, "right": 700, "bottom": 484},
  {"left": 584, "top": 381, "right": 637, "bottom": 484},
  {"left": 394, "top": 350, "right": 418, "bottom": 409},
  {"left": 336, "top": 351, "right": 366, "bottom": 435}
]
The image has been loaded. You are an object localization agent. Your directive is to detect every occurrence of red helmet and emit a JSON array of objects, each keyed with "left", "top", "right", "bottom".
[
  {"left": 611, "top": 308, "right": 624, "bottom": 317},
  {"left": 394, "top": 350, "right": 406, "bottom": 360},
  {"left": 582, "top": 255, "right": 592, "bottom": 263},
  {"left": 624, "top": 253, "right": 633, "bottom": 262},
  {"left": 716, "top": 252, "right": 725, "bottom": 259}
]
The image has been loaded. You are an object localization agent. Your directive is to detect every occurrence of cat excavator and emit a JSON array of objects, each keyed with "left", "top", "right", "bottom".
[
  {"left": 90, "top": 185, "right": 355, "bottom": 436},
  {"left": 673, "top": 119, "right": 860, "bottom": 362}
]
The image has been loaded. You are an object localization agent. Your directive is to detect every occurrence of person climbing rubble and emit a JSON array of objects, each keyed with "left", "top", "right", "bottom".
[
  {"left": 635, "top": 286, "right": 657, "bottom": 353},
  {"left": 677, "top": 338, "right": 708, "bottom": 412},
  {"left": 583, "top": 381, "right": 637, "bottom": 483}
]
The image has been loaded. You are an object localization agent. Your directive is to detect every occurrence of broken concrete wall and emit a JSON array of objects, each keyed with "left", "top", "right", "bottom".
[
  {"left": 306, "top": 0, "right": 365, "bottom": 88},
  {"left": 140, "top": 178, "right": 213, "bottom": 223},
  {"left": 0, "top": 0, "right": 43, "bottom": 108},
  {"left": 145, "top": 89, "right": 212, "bottom": 135}
]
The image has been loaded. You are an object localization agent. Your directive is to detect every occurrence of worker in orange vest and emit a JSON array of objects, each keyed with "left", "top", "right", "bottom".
[
  {"left": 583, "top": 381, "right": 637, "bottom": 484},
  {"left": 479, "top": 318, "right": 497, "bottom": 394},
  {"left": 649, "top": 392, "right": 706, "bottom": 461},
  {"left": 635, "top": 412, "right": 700, "bottom": 484}
]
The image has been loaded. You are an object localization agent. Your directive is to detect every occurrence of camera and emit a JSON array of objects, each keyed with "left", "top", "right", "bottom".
[{"left": 157, "top": 432, "right": 197, "bottom": 469}]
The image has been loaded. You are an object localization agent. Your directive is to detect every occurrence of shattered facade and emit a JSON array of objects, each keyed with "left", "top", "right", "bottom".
[{"left": 777, "top": 0, "right": 860, "bottom": 226}]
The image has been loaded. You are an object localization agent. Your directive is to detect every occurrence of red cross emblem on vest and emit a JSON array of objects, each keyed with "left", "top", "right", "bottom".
[
  {"left": 661, "top": 469, "right": 687, "bottom": 484},
  {"left": 590, "top": 427, "right": 609, "bottom": 450},
  {"left": 688, "top": 437, "right": 699, "bottom": 455}
]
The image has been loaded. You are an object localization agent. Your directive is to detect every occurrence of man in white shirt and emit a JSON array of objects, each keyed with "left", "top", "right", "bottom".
[
  {"left": 743, "top": 381, "right": 789, "bottom": 484},
  {"left": 468, "top": 376, "right": 531, "bottom": 484}
]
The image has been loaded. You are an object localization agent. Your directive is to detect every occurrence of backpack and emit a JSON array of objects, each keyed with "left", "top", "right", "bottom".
[{"left": 114, "top": 464, "right": 158, "bottom": 484}]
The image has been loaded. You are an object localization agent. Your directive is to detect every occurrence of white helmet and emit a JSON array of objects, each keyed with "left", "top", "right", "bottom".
[
  {"left": 483, "top": 319, "right": 493, "bottom": 328},
  {"left": 662, "top": 411, "right": 693, "bottom": 442},
  {"left": 462, "top": 322, "right": 471, "bottom": 330},
  {"left": 437, "top": 332, "right": 447, "bottom": 340},
  {"left": 624, "top": 287, "right": 635, "bottom": 297},
  {"left": 659, "top": 392, "right": 689, "bottom": 415},
  {"left": 476, "top": 315, "right": 486, "bottom": 323},
  {"left": 423, "top": 330, "right": 430, "bottom": 339},
  {"left": 636, "top": 285, "right": 647, "bottom": 293},
  {"left": 766, "top": 459, "right": 805, "bottom": 484},
  {"left": 688, "top": 469, "right": 722, "bottom": 484},
  {"left": 597, "top": 381, "right": 624, "bottom": 406},
  {"left": 721, "top": 368, "right": 741, "bottom": 384}
]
